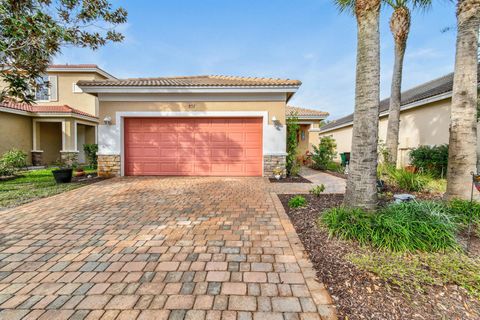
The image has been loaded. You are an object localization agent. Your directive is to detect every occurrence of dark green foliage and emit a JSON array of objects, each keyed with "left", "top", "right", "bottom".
[
  {"left": 0, "top": 0, "right": 127, "bottom": 103},
  {"left": 321, "top": 201, "right": 459, "bottom": 252},
  {"left": 409, "top": 145, "right": 449, "bottom": 178},
  {"left": 288, "top": 195, "right": 307, "bottom": 208},
  {"left": 311, "top": 136, "right": 337, "bottom": 170},
  {"left": 286, "top": 113, "right": 300, "bottom": 177},
  {"left": 83, "top": 144, "right": 99, "bottom": 169}
]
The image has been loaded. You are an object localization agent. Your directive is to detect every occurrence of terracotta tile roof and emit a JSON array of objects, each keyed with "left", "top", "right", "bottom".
[
  {"left": 287, "top": 106, "right": 329, "bottom": 118},
  {"left": 321, "top": 66, "right": 480, "bottom": 132},
  {"left": 48, "top": 64, "right": 100, "bottom": 69},
  {"left": 0, "top": 100, "right": 97, "bottom": 118},
  {"left": 77, "top": 75, "right": 301, "bottom": 87}
]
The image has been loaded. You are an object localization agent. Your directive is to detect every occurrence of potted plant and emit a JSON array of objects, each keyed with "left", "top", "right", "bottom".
[
  {"left": 52, "top": 154, "right": 78, "bottom": 183},
  {"left": 272, "top": 167, "right": 283, "bottom": 180},
  {"left": 74, "top": 166, "right": 85, "bottom": 177}
]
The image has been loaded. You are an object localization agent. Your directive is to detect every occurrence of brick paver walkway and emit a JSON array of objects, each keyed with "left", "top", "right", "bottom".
[
  {"left": 269, "top": 167, "right": 346, "bottom": 194},
  {"left": 0, "top": 177, "right": 336, "bottom": 320}
]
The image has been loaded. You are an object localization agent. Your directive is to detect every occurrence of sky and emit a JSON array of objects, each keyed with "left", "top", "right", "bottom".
[{"left": 55, "top": 0, "right": 458, "bottom": 119}]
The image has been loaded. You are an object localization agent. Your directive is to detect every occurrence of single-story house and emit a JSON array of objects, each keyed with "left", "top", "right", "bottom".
[
  {"left": 77, "top": 75, "right": 306, "bottom": 177},
  {"left": 320, "top": 69, "right": 480, "bottom": 167},
  {"left": 0, "top": 64, "right": 115, "bottom": 165}
]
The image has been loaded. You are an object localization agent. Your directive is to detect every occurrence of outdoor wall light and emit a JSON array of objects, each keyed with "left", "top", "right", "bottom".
[
  {"left": 103, "top": 116, "right": 112, "bottom": 125},
  {"left": 272, "top": 116, "right": 277, "bottom": 122}
]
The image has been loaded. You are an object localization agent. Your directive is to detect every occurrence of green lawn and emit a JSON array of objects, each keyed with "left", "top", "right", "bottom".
[{"left": 0, "top": 168, "right": 96, "bottom": 210}]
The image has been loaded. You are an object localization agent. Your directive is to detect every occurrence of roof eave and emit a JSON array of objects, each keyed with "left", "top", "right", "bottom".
[
  {"left": 77, "top": 85, "right": 301, "bottom": 95},
  {"left": 47, "top": 67, "right": 117, "bottom": 80}
]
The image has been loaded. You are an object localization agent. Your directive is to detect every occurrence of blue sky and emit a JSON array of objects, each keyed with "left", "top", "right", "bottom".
[{"left": 55, "top": 0, "right": 457, "bottom": 119}]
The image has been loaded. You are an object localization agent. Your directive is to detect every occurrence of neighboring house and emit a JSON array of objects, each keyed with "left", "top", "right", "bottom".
[
  {"left": 77, "top": 75, "right": 302, "bottom": 177},
  {"left": 0, "top": 64, "right": 115, "bottom": 164},
  {"left": 320, "top": 70, "right": 480, "bottom": 167},
  {"left": 286, "top": 106, "right": 329, "bottom": 157}
]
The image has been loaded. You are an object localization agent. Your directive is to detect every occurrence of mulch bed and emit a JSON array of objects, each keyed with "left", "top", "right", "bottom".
[
  {"left": 269, "top": 176, "right": 312, "bottom": 183},
  {"left": 278, "top": 193, "right": 480, "bottom": 320}
]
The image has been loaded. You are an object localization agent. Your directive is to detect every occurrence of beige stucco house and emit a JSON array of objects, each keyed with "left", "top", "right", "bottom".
[
  {"left": 0, "top": 64, "right": 114, "bottom": 165},
  {"left": 76, "top": 75, "right": 309, "bottom": 177},
  {"left": 320, "top": 70, "right": 480, "bottom": 167}
]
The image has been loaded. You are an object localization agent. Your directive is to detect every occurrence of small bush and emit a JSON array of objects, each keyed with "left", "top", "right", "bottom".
[
  {"left": 326, "top": 161, "right": 343, "bottom": 173},
  {"left": 0, "top": 149, "right": 27, "bottom": 176},
  {"left": 1, "top": 149, "right": 27, "bottom": 169},
  {"left": 380, "top": 165, "right": 430, "bottom": 192},
  {"left": 410, "top": 144, "right": 448, "bottom": 178},
  {"left": 309, "top": 184, "right": 326, "bottom": 196},
  {"left": 288, "top": 195, "right": 307, "bottom": 208},
  {"left": 321, "top": 201, "right": 459, "bottom": 252},
  {"left": 311, "top": 136, "right": 337, "bottom": 170},
  {"left": 286, "top": 113, "right": 300, "bottom": 177},
  {"left": 83, "top": 144, "right": 98, "bottom": 169}
]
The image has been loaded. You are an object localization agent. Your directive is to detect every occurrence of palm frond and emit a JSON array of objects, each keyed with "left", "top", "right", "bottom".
[
  {"left": 334, "top": 0, "right": 355, "bottom": 13},
  {"left": 412, "top": 0, "right": 433, "bottom": 11}
]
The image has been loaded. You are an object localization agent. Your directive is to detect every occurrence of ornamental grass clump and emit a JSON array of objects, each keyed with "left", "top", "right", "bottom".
[{"left": 320, "top": 201, "right": 459, "bottom": 252}]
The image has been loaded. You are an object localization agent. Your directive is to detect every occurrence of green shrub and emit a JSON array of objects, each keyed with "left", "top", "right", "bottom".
[
  {"left": 83, "top": 144, "right": 98, "bottom": 169},
  {"left": 381, "top": 165, "right": 430, "bottom": 192},
  {"left": 1, "top": 149, "right": 27, "bottom": 169},
  {"left": 309, "top": 184, "right": 326, "bottom": 196},
  {"left": 0, "top": 149, "right": 27, "bottom": 176},
  {"left": 410, "top": 145, "right": 448, "bottom": 178},
  {"left": 0, "top": 162, "right": 14, "bottom": 177},
  {"left": 311, "top": 136, "right": 337, "bottom": 170},
  {"left": 286, "top": 113, "right": 300, "bottom": 177},
  {"left": 288, "top": 195, "right": 307, "bottom": 208},
  {"left": 321, "top": 201, "right": 459, "bottom": 252},
  {"left": 326, "top": 161, "right": 343, "bottom": 173}
]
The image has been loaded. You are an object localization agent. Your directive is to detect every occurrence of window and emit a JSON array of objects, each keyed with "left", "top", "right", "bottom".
[{"left": 35, "top": 75, "right": 50, "bottom": 101}]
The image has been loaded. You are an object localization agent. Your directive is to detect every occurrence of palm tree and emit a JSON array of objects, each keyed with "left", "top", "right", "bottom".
[
  {"left": 384, "top": 0, "right": 431, "bottom": 165},
  {"left": 336, "top": 0, "right": 382, "bottom": 210},
  {"left": 446, "top": 0, "right": 480, "bottom": 200}
]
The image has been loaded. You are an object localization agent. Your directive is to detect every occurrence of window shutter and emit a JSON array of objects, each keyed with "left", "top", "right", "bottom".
[{"left": 48, "top": 75, "right": 58, "bottom": 101}]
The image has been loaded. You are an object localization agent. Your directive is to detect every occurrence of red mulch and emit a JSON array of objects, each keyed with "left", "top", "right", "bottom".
[{"left": 279, "top": 193, "right": 480, "bottom": 320}]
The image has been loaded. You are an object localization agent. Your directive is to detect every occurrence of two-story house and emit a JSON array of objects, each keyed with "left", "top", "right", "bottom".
[{"left": 0, "top": 64, "right": 115, "bottom": 165}]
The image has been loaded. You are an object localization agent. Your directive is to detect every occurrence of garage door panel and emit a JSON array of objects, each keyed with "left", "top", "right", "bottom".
[{"left": 125, "top": 117, "right": 262, "bottom": 176}]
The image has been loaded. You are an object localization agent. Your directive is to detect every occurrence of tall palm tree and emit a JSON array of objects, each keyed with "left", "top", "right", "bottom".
[
  {"left": 384, "top": 0, "right": 431, "bottom": 165},
  {"left": 336, "top": 0, "right": 382, "bottom": 210},
  {"left": 446, "top": 0, "right": 480, "bottom": 200}
]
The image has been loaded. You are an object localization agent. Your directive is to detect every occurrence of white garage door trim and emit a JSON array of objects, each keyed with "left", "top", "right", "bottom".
[{"left": 113, "top": 111, "right": 282, "bottom": 176}]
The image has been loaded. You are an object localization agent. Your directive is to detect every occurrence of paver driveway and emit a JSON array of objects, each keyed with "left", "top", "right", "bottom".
[{"left": 0, "top": 177, "right": 335, "bottom": 320}]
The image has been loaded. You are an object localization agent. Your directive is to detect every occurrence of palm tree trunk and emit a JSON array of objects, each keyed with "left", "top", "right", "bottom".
[
  {"left": 385, "top": 7, "right": 410, "bottom": 166},
  {"left": 385, "top": 44, "right": 406, "bottom": 165},
  {"left": 446, "top": 0, "right": 480, "bottom": 200},
  {"left": 344, "top": 0, "right": 381, "bottom": 210}
]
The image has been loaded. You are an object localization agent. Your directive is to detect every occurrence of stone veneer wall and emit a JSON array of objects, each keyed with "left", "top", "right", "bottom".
[
  {"left": 264, "top": 155, "right": 286, "bottom": 177},
  {"left": 98, "top": 155, "right": 121, "bottom": 177}
]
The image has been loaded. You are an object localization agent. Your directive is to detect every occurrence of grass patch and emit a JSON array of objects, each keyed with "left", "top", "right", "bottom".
[
  {"left": 321, "top": 201, "right": 459, "bottom": 252},
  {"left": 347, "top": 250, "right": 480, "bottom": 298},
  {"left": 0, "top": 168, "right": 95, "bottom": 209}
]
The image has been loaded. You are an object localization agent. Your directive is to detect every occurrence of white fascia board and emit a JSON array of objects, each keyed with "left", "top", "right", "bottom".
[
  {"left": 33, "top": 113, "right": 99, "bottom": 123},
  {"left": 320, "top": 91, "right": 453, "bottom": 134},
  {"left": 47, "top": 67, "right": 116, "bottom": 80},
  {"left": 97, "top": 92, "right": 287, "bottom": 102},
  {"left": 79, "top": 86, "right": 300, "bottom": 94}
]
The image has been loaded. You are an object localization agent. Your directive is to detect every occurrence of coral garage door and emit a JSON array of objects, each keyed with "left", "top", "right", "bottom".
[{"left": 124, "top": 117, "right": 263, "bottom": 176}]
